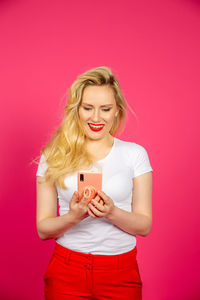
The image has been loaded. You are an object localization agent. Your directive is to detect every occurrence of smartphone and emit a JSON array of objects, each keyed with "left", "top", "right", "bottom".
[{"left": 77, "top": 171, "right": 102, "bottom": 203}]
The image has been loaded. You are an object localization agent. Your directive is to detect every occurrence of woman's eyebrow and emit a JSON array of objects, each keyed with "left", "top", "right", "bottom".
[{"left": 82, "top": 103, "right": 113, "bottom": 107}]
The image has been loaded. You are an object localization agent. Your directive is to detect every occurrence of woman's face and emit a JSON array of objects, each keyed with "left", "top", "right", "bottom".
[{"left": 78, "top": 85, "right": 119, "bottom": 141}]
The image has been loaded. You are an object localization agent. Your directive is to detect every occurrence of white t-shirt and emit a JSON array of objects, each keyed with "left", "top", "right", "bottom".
[{"left": 36, "top": 137, "right": 153, "bottom": 255}]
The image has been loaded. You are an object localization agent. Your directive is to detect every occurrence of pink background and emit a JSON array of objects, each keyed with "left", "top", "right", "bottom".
[{"left": 0, "top": 0, "right": 199, "bottom": 299}]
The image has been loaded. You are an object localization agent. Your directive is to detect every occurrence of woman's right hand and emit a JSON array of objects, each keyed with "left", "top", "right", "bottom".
[
  {"left": 69, "top": 191, "right": 103, "bottom": 221},
  {"left": 69, "top": 191, "right": 89, "bottom": 221}
]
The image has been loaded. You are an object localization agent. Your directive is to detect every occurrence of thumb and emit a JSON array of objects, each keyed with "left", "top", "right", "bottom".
[
  {"left": 71, "top": 191, "right": 79, "bottom": 203},
  {"left": 81, "top": 196, "right": 88, "bottom": 205}
]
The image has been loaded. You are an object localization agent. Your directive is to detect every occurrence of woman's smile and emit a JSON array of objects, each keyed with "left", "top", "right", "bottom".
[{"left": 88, "top": 123, "right": 105, "bottom": 132}]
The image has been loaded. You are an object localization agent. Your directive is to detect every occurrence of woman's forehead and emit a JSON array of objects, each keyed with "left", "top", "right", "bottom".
[{"left": 82, "top": 85, "right": 115, "bottom": 103}]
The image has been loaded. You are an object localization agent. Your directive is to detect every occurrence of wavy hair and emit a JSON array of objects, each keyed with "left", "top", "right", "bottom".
[{"left": 35, "top": 66, "right": 128, "bottom": 189}]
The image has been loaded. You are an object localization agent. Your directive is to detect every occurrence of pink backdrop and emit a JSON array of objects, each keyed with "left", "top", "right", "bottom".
[{"left": 0, "top": 0, "right": 199, "bottom": 299}]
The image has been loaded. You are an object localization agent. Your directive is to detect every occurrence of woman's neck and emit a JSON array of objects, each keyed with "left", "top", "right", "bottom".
[{"left": 85, "top": 134, "right": 114, "bottom": 153}]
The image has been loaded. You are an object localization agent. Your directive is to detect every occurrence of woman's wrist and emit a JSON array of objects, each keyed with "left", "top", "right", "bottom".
[
  {"left": 67, "top": 209, "right": 87, "bottom": 223},
  {"left": 106, "top": 205, "right": 118, "bottom": 221},
  {"left": 67, "top": 210, "right": 81, "bottom": 223}
]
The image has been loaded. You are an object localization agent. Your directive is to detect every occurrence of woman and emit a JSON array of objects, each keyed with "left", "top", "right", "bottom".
[{"left": 36, "top": 66, "right": 153, "bottom": 300}]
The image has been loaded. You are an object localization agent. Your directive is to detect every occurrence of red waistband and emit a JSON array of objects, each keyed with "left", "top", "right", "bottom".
[{"left": 53, "top": 242, "right": 138, "bottom": 270}]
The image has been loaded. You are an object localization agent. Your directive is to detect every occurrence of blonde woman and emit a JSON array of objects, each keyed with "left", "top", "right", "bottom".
[{"left": 36, "top": 66, "right": 153, "bottom": 300}]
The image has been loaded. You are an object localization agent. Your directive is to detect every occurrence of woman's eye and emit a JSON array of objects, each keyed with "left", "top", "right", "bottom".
[
  {"left": 83, "top": 107, "right": 111, "bottom": 112},
  {"left": 83, "top": 107, "right": 92, "bottom": 111},
  {"left": 102, "top": 108, "right": 111, "bottom": 112}
]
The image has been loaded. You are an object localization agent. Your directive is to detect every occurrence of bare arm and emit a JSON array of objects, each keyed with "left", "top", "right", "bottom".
[
  {"left": 36, "top": 176, "right": 88, "bottom": 240},
  {"left": 106, "top": 208, "right": 151, "bottom": 236}
]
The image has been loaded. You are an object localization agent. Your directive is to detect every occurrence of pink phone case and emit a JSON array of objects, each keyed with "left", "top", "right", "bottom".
[{"left": 77, "top": 171, "right": 102, "bottom": 203}]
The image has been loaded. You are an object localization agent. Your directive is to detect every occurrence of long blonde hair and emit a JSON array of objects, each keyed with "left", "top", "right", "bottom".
[{"left": 35, "top": 66, "right": 127, "bottom": 189}]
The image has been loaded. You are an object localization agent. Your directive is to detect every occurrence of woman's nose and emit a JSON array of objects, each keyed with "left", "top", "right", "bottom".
[{"left": 91, "top": 109, "right": 101, "bottom": 122}]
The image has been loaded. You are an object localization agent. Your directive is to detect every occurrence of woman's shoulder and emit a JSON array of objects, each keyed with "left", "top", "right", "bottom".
[
  {"left": 114, "top": 137, "right": 152, "bottom": 164},
  {"left": 114, "top": 137, "right": 153, "bottom": 176},
  {"left": 36, "top": 152, "right": 49, "bottom": 177},
  {"left": 115, "top": 137, "right": 146, "bottom": 152}
]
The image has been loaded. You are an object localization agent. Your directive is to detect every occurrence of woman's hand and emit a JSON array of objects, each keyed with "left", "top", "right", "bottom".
[
  {"left": 69, "top": 191, "right": 89, "bottom": 221},
  {"left": 87, "top": 191, "right": 115, "bottom": 219}
]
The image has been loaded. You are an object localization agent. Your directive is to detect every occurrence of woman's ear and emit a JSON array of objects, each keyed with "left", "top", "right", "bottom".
[{"left": 115, "top": 109, "right": 119, "bottom": 117}]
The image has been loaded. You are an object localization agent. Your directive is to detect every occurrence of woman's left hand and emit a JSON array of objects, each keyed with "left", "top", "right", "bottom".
[{"left": 87, "top": 191, "right": 115, "bottom": 218}]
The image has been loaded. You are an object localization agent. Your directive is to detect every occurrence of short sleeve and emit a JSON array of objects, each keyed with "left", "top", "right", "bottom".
[
  {"left": 131, "top": 145, "right": 153, "bottom": 178},
  {"left": 36, "top": 154, "right": 49, "bottom": 177}
]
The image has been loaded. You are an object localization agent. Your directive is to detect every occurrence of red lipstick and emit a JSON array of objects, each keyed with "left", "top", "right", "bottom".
[
  {"left": 89, "top": 123, "right": 105, "bottom": 126},
  {"left": 88, "top": 123, "right": 105, "bottom": 132}
]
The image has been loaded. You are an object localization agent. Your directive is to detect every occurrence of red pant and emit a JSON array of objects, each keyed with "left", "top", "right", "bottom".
[{"left": 44, "top": 243, "right": 143, "bottom": 300}]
